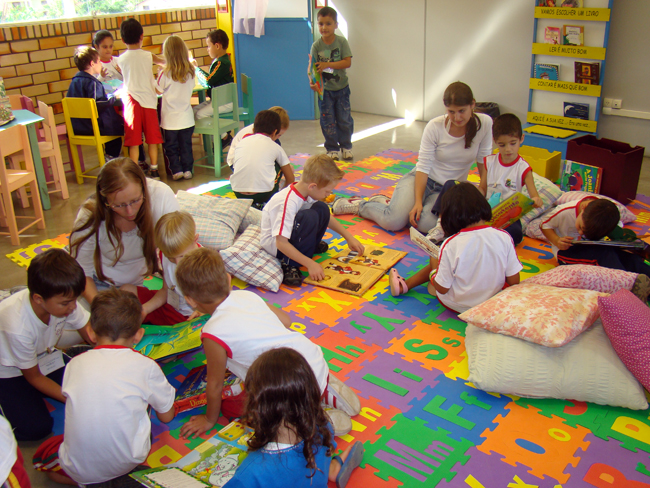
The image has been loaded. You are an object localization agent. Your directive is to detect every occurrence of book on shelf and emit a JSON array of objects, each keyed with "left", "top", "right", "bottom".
[
  {"left": 544, "top": 26, "right": 561, "bottom": 44},
  {"left": 174, "top": 366, "right": 244, "bottom": 415},
  {"left": 131, "top": 421, "right": 252, "bottom": 488},
  {"left": 559, "top": 159, "right": 602, "bottom": 193},
  {"left": 534, "top": 63, "right": 560, "bottom": 80},
  {"left": 564, "top": 101, "right": 589, "bottom": 120},
  {"left": 303, "top": 245, "right": 406, "bottom": 296},
  {"left": 486, "top": 193, "right": 535, "bottom": 230},
  {"left": 563, "top": 25, "right": 584, "bottom": 46},
  {"left": 574, "top": 61, "right": 600, "bottom": 85}
]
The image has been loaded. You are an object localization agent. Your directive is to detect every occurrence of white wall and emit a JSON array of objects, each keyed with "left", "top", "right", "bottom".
[{"left": 335, "top": 0, "right": 648, "bottom": 153}]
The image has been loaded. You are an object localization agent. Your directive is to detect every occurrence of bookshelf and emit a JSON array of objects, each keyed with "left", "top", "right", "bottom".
[{"left": 525, "top": 0, "right": 613, "bottom": 157}]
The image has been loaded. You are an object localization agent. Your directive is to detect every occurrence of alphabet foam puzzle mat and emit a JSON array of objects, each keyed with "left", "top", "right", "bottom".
[{"left": 42, "top": 151, "right": 650, "bottom": 487}]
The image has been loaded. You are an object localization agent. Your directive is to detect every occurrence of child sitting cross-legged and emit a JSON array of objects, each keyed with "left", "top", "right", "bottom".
[
  {"left": 390, "top": 182, "right": 522, "bottom": 313},
  {"left": 226, "top": 348, "right": 364, "bottom": 488},
  {"left": 33, "top": 288, "right": 176, "bottom": 485},
  {"left": 176, "top": 248, "right": 360, "bottom": 439},
  {"left": 260, "top": 154, "right": 365, "bottom": 287},
  {"left": 122, "top": 210, "right": 201, "bottom": 325}
]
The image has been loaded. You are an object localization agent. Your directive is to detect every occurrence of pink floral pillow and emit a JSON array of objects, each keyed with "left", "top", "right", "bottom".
[
  {"left": 525, "top": 265, "right": 637, "bottom": 294},
  {"left": 598, "top": 289, "right": 650, "bottom": 391},
  {"left": 555, "top": 191, "right": 636, "bottom": 224},
  {"left": 459, "top": 283, "right": 606, "bottom": 347}
]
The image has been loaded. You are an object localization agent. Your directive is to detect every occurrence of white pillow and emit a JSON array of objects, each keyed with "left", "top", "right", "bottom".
[
  {"left": 465, "top": 320, "right": 648, "bottom": 410},
  {"left": 238, "top": 207, "right": 263, "bottom": 234},
  {"left": 176, "top": 191, "right": 251, "bottom": 250},
  {"left": 520, "top": 173, "right": 563, "bottom": 229}
]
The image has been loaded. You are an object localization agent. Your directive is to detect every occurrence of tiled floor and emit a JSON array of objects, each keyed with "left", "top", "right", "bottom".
[{"left": 5, "top": 111, "right": 650, "bottom": 488}]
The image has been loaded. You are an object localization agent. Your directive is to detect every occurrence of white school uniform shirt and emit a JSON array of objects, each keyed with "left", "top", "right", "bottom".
[
  {"left": 540, "top": 196, "right": 597, "bottom": 255},
  {"left": 58, "top": 347, "right": 175, "bottom": 484},
  {"left": 434, "top": 225, "right": 522, "bottom": 313},
  {"left": 117, "top": 49, "right": 157, "bottom": 109},
  {"left": 99, "top": 56, "right": 123, "bottom": 82},
  {"left": 226, "top": 123, "right": 254, "bottom": 167},
  {"left": 157, "top": 71, "right": 195, "bottom": 131},
  {"left": 416, "top": 113, "right": 493, "bottom": 184},
  {"left": 71, "top": 179, "right": 179, "bottom": 287},
  {"left": 229, "top": 134, "right": 291, "bottom": 193},
  {"left": 201, "top": 290, "right": 328, "bottom": 393},
  {"left": 483, "top": 153, "right": 532, "bottom": 202},
  {"left": 160, "top": 248, "right": 198, "bottom": 317},
  {"left": 0, "top": 415, "right": 18, "bottom": 482},
  {"left": 0, "top": 289, "right": 90, "bottom": 379},
  {"left": 260, "top": 184, "right": 315, "bottom": 256}
]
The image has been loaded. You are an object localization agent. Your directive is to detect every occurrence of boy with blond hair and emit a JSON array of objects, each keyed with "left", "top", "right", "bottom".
[
  {"left": 176, "top": 247, "right": 360, "bottom": 439},
  {"left": 260, "top": 154, "right": 365, "bottom": 287},
  {"left": 33, "top": 289, "right": 175, "bottom": 485},
  {"left": 226, "top": 106, "right": 290, "bottom": 167},
  {"left": 122, "top": 211, "right": 201, "bottom": 325}
]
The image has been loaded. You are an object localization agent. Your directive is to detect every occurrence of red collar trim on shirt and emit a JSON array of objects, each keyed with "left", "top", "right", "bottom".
[
  {"left": 289, "top": 183, "right": 307, "bottom": 201},
  {"left": 94, "top": 345, "right": 131, "bottom": 350},
  {"left": 242, "top": 132, "right": 256, "bottom": 139},
  {"left": 498, "top": 154, "right": 522, "bottom": 167},
  {"left": 459, "top": 224, "right": 491, "bottom": 233},
  {"left": 100, "top": 58, "right": 113, "bottom": 64}
]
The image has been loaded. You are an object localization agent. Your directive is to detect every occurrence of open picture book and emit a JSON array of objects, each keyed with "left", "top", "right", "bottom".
[{"left": 304, "top": 245, "right": 406, "bottom": 296}]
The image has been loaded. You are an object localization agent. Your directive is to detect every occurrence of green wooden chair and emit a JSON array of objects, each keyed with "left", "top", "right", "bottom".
[
  {"left": 223, "top": 74, "right": 253, "bottom": 127},
  {"left": 193, "top": 83, "right": 240, "bottom": 177}
]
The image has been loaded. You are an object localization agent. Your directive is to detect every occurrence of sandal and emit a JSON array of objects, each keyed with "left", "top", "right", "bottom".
[
  {"left": 389, "top": 268, "right": 408, "bottom": 296},
  {"left": 334, "top": 441, "right": 364, "bottom": 488}
]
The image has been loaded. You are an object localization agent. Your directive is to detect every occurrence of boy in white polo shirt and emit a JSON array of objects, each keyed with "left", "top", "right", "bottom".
[
  {"left": 229, "top": 110, "right": 295, "bottom": 209},
  {"left": 176, "top": 248, "right": 360, "bottom": 439},
  {"left": 118, "top": 18, "right": 165, "bottom": 178},
  {"left": 33, "top": 288, "right": 175, "bottom": 485},
  {"left": 0, "top": 249, "right": 91, "bottom": 442}
]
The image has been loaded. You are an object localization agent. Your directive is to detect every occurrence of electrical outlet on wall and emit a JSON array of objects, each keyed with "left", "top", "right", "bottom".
[
  {"left": 603, "top": 98, "right": 612, "bottom": 108},
  {"left": 612, "top": 99, "right": 623, "bottom": 109}
]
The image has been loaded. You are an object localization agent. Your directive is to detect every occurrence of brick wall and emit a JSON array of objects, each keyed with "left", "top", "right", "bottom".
[{"left": 0, "top": 8, "right": 217, "bottom": 124}]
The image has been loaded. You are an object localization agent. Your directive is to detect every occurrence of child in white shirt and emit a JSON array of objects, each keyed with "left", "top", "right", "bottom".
[
  {"left": 157, "top": 35, "right": 196, "bottom": 181},
  {"left": 33, "top": 289, "right": 175, "bottom": 485},
  {"left": 390, "top": 182, "right": 522, "bottom": 312}
]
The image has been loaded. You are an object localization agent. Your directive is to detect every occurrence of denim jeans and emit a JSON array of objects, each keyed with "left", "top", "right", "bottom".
[
  {"left": 318, "top": 86, "right": 353, "bottom": 152},
  {"left": 357, "top": 168, "right": 442, "bottom": 233},
  {"left": 163, "top": 126, "right": 195, "bottom": 174}
]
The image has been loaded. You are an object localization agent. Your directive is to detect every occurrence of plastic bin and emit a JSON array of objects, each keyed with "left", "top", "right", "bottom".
[
  {"left": 566, "top": 135, "right": 645, "bottom": 204},
  {"left": 475, "top": 102, "right": 500, "bottom": 119},
  {"left": 519, "top": 145, "right": 562, "bottom": 182}
]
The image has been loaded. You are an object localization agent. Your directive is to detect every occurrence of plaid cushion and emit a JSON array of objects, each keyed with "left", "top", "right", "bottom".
[
  {"left": 521, "top": 173, "right": 563, "bottom": 230},
  {"left": 177, "top": 191, "right": 252, "bottom": 250},
  {"left": 238, "top": 207, "right": 263, "bottom": 234},
  {"left": 221, "top": 225, "right": 283, "bottom": 292}
]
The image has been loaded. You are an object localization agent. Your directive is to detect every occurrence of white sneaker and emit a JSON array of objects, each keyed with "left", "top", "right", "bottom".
[
  {"left": 332, "top": 196, "right": 364, "bottom": 215},
  {"left": 341, "top": 148, "right": 353, "bottom": 160},
  {"left": 426, "top": 221, "right": 445, "bottom": 244},
  {"left": 326, "top": 151, "right": 341, "bottom": 161},
  {"left": 172, "top": 172, "right": 184, "bottom": 181},
  {"left": 326, "top": 373, "right": 361, "bottom": 416},
  {"left": 324, "top": 407, "right": 352, "bottom": 436},
  {"left": 183, "top": 171, "right": 193, "bottom": 179},
  {"left": 367, "top": 194, "right": 391, "bottom": 205}
]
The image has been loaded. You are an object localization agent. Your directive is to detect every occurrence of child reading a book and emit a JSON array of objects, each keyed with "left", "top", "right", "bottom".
[
  {"left": 541, "top": 197, "right": 650, "bottom": 280},
  {"left": 426, "top": 113, "right": 542, "bottom": 245},
  {"left": 260, "top": 154, "right": 365, "bottom": 287},
  {"left": 225, "top": 348, "right": 364, "bottom": 488},
  {"left": 175, "top": 248, "right": 360, "bottom": 439},
  {"left": 193, "top": 29, "right": 234, "bottom": 121},
  {"left": 32, "top": 289, "right": 176, "bottom": 485},
  {"left": 389, "top": 183, "right": 522, "bottom": 312},
  {"left": 122, "top": 210, "right": 200, "bottom": 325},
  {"left": 0, "top": 249, "right": 91, "bottom": 442}
]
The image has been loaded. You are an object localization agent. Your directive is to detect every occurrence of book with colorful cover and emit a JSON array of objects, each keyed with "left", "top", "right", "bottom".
[
  {"left": 303, "top": 246, "right": 406, "bottom": 296},
  {"left": 564, "top": 101, "right": 589, "bottom": 120},
  {"left": 487, "top": 193, "right": 535, "bottom": 229},
  {"left": 544, "top": 26, "right": 561, "bottom": 44},
  {"left": 409, "top": 227, "right": 440, "bottom": 258},
  {"left": 560, "top": 160, "right": 602, "bottom": 193},
  {"left": 534, "top": 63, "right": 560, "bottom": 80},
  {"left": 308, "top": 54, "right": 323, "bottom": 100},
  {"left": 174, "top": 366, "right": 244, "bottom": 414},
  {"left": 574, "top": 61, "right": 600, "bottom": 85},
  {"left": 563, "top": 25, "right": 584, "bottom": 45},
  {"left": 134, "top": 315, "right": 209, "bottom": 361}
]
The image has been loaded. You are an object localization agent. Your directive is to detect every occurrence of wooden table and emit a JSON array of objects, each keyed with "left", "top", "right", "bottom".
[{"left": 1, "top": 110, "right": 50, "bottom": 210}]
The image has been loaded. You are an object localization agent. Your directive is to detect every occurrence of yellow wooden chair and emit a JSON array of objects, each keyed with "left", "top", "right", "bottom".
[
  {"left": 62, "top": 97, "right": 123, "bottom": 184},
  {"left": 0, "top": 124, "right": 46, "bottom": 246},
  {"left": 193, "top": 83, "right": 240, "bottom": 177}
]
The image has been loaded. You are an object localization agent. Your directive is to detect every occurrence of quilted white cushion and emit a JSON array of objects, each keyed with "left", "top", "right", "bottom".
[
  {"left": 220, "top": 225, "right": 283, "bottom": 292},
  {"left": 520, "top": 173, "right": 563, "bottom": 229},
  {"left": 466, "top": 320, "right": 648, "bottom": 410},
  {"left": 176, "top": 191, "right": 251, "bottom": 250}
]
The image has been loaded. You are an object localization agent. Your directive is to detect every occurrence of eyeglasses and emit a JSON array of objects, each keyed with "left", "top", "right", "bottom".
[{"left": 106, "top": 195, "right": 144, "bottom": 210}]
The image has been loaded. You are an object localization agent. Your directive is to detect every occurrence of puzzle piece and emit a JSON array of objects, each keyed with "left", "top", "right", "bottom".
[
  {"left": 364, "top": 415, "right": 472, "bottom": 487},
  {"left": 311, "top": 328, "right": 382, "bottom": 380},
  {"left": 6, "top": 234, "right": 70, "bottom": 267},
  {"left": 285, "top": 288, "right": 366, "bottom": 328},
  {"left": 478, "top": 403, "right": 590, "bottom": 484},
  {"left": 335, "top": 394, "right": 401, "bottom": 447},
  {"left": 589, "top": 405, "right": 650, "bottom": 454}
]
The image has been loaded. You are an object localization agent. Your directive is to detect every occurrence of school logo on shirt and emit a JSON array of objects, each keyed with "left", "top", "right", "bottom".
[{"left": 505, "top": 179, "right": 513, "bottom": 188}]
